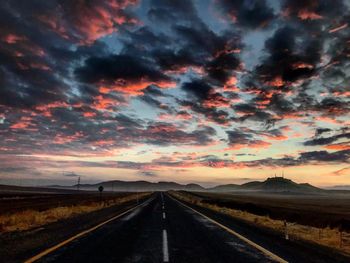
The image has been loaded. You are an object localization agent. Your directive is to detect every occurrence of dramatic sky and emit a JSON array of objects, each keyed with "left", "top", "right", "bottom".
[{"left": 0, "top": 0, "right": 349, "bottom": 187}]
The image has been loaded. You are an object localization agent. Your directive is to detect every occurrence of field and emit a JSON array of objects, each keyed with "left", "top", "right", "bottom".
[
  {"left": 188, "top": 191, "right": 350, "bottom": 230},
  {"left": 172, "top": 191, "right": 350, "bottom": 254},
  {"left": 0, "top": 186, "right": 150, "bottom": 232}
]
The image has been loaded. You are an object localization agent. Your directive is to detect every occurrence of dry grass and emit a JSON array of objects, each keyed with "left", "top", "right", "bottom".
[
  {"left": 0, "top": 193, "right": 150, "bottom": 233},
  {"left": 170, "top": 191, "right": 350, "bottom": 255}
]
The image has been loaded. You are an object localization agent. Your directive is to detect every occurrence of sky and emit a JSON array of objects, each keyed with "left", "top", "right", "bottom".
[{"left": 0, "top": 0, "right": 349, "bottom": 187}]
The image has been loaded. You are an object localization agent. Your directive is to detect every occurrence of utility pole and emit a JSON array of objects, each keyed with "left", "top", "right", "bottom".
[
  {"left": 284, "top": 220, "right": 289, "bottom": 240},
  {"left": 77, "top": 176, "right": 80, "bottom": 191}
]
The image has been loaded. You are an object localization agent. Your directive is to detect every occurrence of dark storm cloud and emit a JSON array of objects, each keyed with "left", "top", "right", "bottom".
[
  {"left": 137, "top": 123, "right": 216, "bottom": 146},
  {"left": 267, "top": 94, "right": 296, "bottom": 115},
  {"left": 138, "top": 85, "right": 173, "bottom": 112},
  {"left": 152, "top": 48, "right": 200, "bottom": 72},
  {"left": 199, "top": 148, "right": 350, "bottom": 168},
  {"left": 0, "top": 0, "right": 139, "bottom": 109},
  {"left": 233, "top": 103, "right": 275, "bottom": 124},
  {"left": 216, "top": 0, "right": 276, "bottom": 29},
  {"left": 315, "top": 98, "right": 350, "bottom": 116},
  {"left": 148, "top": 0, "right": 199, "bottom": 24},
  {"left": 304, "top": 132, "right": 350, "bottom": 146},
  {"left": 315, "top": 128, "right": 332, "bottom": 137},
  {"left": 282, "top": 0, "right": 345, "bottom": 20},
  {"left": 114, "top": 114, "right": 145, "bottom": 129},
  {"left": 75, "top": 54, "right": 171, "bottom": 85},
  {"left": 240, "top": 0, "right": 350, "bottom": 124},
  {"left": 139, "top": 95, "right": 171, "bottom": 111},
  {"left": 173, "top": 24, "right": 240, "bottom": 58},
  {"left": 226, "top": 129, "right": 270, "bottom": 149},
  {"left": 180, "top": 79, "right": 237, "bottom": 125},
  {"left": 182, "top": 79, "right": 213, "bottom": 101},
  {"left": 205, "top": 52, "right": 240, "bottom": 85},
  {"left": 299, "top": 150, "right": 350, "bottom": 163},
  {"left": 179, "top": 99, "right": 232, "bottom": 125},
  {"left": 0, "top": 0, "right": 349, "bottom": 169},
  {"left": 255, "top": 26, "right": 319, "bottom": 86}
]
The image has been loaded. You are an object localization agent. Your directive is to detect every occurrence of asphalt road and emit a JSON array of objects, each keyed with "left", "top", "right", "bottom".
[{"left": 11, "top": 192, "right": 347, "bottom": 263}]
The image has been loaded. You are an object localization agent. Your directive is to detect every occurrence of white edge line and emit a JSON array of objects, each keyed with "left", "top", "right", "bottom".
[
  {"left": 168, "top": 194, "right": 288, "bottom": 263},
  {"left": 162, "top": 229, "right": 169, "bottom": 262},
  {"left": 24, "top": 197, "right": 154, "bottom": 263}
]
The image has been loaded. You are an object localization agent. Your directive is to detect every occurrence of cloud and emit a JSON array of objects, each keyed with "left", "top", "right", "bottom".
[
  {"left": 331, "top": 167, "right": 350, "bottom": 176},
  {"left": 304, "top": 131, "right": 350, "bottom": 146},
  {"left": 226, "top": 129, "right": 271, "bottom": 150},
  {"left": 0, "top": 0, "right": 349, "bottom": 180},
  {"left": 75, "top": 54, "right": 175, "bottom": 95},
  {"left": 282, "top": 0, "right": 345, "bottom": 21},
  {"left": 299, "top": 150, "right": 350, "bottom": 163},
  {"left": 63, "top": 172, "right": 79, "bottom": 177},
  {"left": 36, "top": 0, "right": 139, "bottom": 45},
  {"left": 139, "top": 171, "right": 157, "bottom": 177},
  {"left": 216, "top": 0, "right": 276, "bottom": 29}
]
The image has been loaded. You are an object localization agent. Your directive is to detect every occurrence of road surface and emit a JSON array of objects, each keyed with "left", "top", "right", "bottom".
[{"left": 2, "top": 193, "right": 349, "bottom": 262}]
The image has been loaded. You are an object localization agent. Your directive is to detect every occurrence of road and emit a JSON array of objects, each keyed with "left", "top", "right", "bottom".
[{"left": 4, "top": 192, "right": 349, "bottom": 263}]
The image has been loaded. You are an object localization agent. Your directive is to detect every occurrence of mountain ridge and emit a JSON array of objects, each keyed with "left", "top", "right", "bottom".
[{"left": 56, "top": 177, "right": 326, "bottom": 193}]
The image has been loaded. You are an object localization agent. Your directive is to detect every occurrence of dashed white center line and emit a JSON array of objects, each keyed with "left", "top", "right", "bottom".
[
  {"left": 162, "top": 212, "right": 166, "bottom": 219},
  {"left": 162, "top": 229, "right": 169, "bottom": 262}
]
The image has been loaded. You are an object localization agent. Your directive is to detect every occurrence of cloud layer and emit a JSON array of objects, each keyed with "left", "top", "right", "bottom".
[{"left": 0, "top": 0, "right": 349, "bottom": 182}]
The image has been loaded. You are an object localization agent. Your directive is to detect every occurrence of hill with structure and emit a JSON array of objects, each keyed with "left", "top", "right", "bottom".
[{"left": 208, "top": 177, "right": 322, "bottom": 193}]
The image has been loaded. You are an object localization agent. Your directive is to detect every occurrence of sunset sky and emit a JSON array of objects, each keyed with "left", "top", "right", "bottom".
[{"left": 0, "top": 0, "right": 349, "bottom": 187}]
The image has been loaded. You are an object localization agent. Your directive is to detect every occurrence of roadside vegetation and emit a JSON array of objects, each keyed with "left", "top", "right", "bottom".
[
  {"left": 170, "top": 191, "right": 350, "bottom": 255},
  {"left": 0, "top": 192, "right": 150, "bottom": 233}
]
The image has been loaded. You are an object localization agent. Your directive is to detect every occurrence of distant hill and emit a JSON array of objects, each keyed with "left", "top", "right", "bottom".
[
  {"left": 207, "top": 184, "right": 240, "bottom": 192},
  {"left": 327, "top": 185, "right": 350, "bottom": 190},
  {"left": 39, "top": 177, "right": 325, "bottom": 193},
  {"left": 209, "top": 177, "right": 322, "bottom": 193},
  {"left": 2, "top": 178, "right": 346, "bottom": 194},
  {"left": 73, "top": 180, "right": 205, "bottom": 192}
]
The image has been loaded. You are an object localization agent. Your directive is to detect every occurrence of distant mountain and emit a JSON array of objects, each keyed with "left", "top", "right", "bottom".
[
  {"left": 209, "top": 177, "right": 322, "bottom": 193},
  {"left": 208, "top": 184, "right": 240, "bottom": 192},
  {"left": 327, "top": 185, "right": 350, "bottom": 190},
  {"left": 72, "top": 180, "right": 205, "bottom": 192},
  {"left": 42, "top": 177, "right": 323, "bottom": 193}
]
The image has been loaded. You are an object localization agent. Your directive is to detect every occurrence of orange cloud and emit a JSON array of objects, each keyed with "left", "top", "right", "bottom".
[
  {"left": 226, "top": 140, "right": 271, "bottom": 150},
  {"left": 297, "top": 10, "right": 322, "bottom": 20},
  {"left": 99, "top": 79, "right": 176, "bottom": 95},
  {"left": 329, "top": 23, "right": 348, "bottom": 33},
  {"left": 265, "top": 76, "right": 284, "bottom": 87},
  {"left": 3, "top": 34, "right": 27, "bottom": 44},
  {"left": 325, "top": 143, "right": 350, "bottom": 151},
  {"left": 331, "top": 167, "right": 350, "bottom": 176},
  {"left": 53, "top": 132, "right": 84, "bottom": 145},
  {"left": 93, "top": 95, "right": 121, "bottom": 110},
  {"left": 37, "top": 0, "right": 139, "bottom": 45},
  {"left": 83, "top": 111, "right": 97, "bottom": 117}
]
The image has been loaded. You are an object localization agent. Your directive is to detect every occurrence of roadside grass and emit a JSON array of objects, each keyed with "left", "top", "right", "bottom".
[
  {"left": 170, "top": 191, "right": 350, "bottom": 255},
  {"left": 0, "top": 193, "right": 150, "bottom": 233}
]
